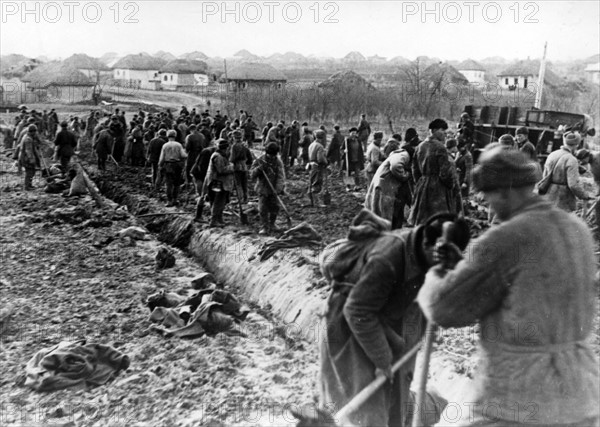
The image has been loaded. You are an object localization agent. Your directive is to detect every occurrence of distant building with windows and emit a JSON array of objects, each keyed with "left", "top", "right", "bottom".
[
  {"left": 457, "top": 59, "right": 486, "bottom": 84},
  {"left": 497, "top": 59, "right": 561, "bottom": 90},
  {"left": 159, "top": 59, "right": 209, "bottom": 91},
  {"left": 222, "top": 63, "right": 286, "bottom": 91},
  {"left": 112, "top": 54, "right": 166, "bottom": 90}
]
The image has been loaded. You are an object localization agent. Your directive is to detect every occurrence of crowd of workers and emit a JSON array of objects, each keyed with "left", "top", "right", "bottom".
[{"left": 3, "top": 104, "right": 599, "bottom": 426}]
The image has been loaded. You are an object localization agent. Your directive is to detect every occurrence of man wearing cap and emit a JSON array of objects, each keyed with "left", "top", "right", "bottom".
[
  {"left": 308, "top": 130, "right": 328, "bottom": 206},
  {"left": 147, "top": 129, "right": 168, "bottom": 187},
  {"left": 19, "top": 125, "right": 41, "bottom": 190},
  {"left": 53, "top": 121, "right": 78, "bottom": 170},
  {"left": 357, "top": 114, "right": 371, "bottom": 151},
  {"left": 366, "top": 131, "right": 385, "bottom": 185},
  {"left": 409, "top": 119, "right": 457, "bottom": 225},
  {"left": 205, "top": 139, "right": 234, "bottom": 227},
  {"left": 344, "top": 127, "right": 365, "bottom": 190},
  {"left": 158, "top": 130, "right": 187, "bottom": 207},
  {"left": 542, "top": 131, "right": 592, "bottom": 212},
  {"left": 250, "top": 142, "right": 286, "bottom": 235},
  {"left": 418, "top": 147, "right": 599, "bottom": 427},
  {"left": 515, "top": 126, "right": 537, "bottom": 161},
  {"left": 229, "top": 130, "right": 251, "bottom": 203}
]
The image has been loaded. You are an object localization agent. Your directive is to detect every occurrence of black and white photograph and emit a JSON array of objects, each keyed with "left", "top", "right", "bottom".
[{"left": 1, "top": 1, "right": 599, "bottom": 425}]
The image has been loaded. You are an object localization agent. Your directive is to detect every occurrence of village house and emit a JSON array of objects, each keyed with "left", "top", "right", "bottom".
[
  {"left": 112, "top": 54, "right": 166, "bottom": 90},
  {"left": 585, "top": 62, "right": 600, "bottom": 84},
  {"left": 457, "top": 59, "right": 486, "bottom": 84},
  {"left": 497, "top": 59, "right": 561, "bottom": 90},
  {"left": 159, "top": 59, "right": 209, "bottom": 91},
  {"left": 222, "top": 63, "right": 286, "bottom": 91},
  {"left": 22, "top": 62, "right": 95, "bottom": 104},
  {"left": 63, "top": 53, "right": 112, "bottom": 82}
]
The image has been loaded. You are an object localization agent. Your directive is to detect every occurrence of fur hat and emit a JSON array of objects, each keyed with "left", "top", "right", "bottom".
[
  {"left": 217, "top": 139, "right": 229, "bottom": 150},
  {"left": 516, "top": 126, "right": 529, "bottom": 136},
  {"left": 564, "top": 132, "right": 581, "bottom": 146},
  {"left": 167, "top": 129, "right": 177, "bottom": 138},
  {"left": 472, "top": 146, "right": 541, "bottom": 192},
  {"left": 373, "top": 131, "right": 383, "bottom": 140},
  {"left": 315, "top": 130, "right": 326, "bottom": 140}
]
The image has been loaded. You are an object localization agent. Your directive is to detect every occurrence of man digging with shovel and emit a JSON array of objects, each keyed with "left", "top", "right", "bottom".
[{"left": 311, "top": 209, "right": 470, "bottom": 426}]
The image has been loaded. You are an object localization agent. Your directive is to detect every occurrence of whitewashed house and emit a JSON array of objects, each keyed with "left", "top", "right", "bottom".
[
  {"left": 112, "top": 54, "right": 166, "bottom": 90},
  {"left": 585, "top": 62, "right": 600, "bottom": 84},
  {"left": 497, "top": 60, "right": 561, "bottom": 90},
  {"left": 159, "top": 59, "right": 209, "bottom": 91},
  {"left": 457, "top": 59, "right": 486, "bottom": 84}
]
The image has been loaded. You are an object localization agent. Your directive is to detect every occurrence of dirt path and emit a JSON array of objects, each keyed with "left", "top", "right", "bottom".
[{"left": 0, "top": 154, "right": 319, "bottom": 427}]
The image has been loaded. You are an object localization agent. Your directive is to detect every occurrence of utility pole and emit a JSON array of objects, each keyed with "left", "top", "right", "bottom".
[
  {"left": 224, "top": 59, "right": 228, "bottom": 115},
  {"left": 534, "top": 42, "right": 547, "bottom": 109}
]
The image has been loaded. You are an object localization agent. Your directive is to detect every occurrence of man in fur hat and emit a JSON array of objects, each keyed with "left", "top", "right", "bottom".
[
  {"left": 418, "top": 147, "right": 599, "bottom": 426},
  {"left": 542, "top": 131, "right": 592, "bottom": 212}
]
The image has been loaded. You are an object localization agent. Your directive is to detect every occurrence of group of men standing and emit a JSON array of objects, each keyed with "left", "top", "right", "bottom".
[{"left": 317, "top": 115, "right": 599, "bottom": 426}]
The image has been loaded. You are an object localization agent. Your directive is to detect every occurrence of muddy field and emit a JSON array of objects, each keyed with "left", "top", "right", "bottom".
[{"left": 1, "top": 121, "right": 599, "bottom": 427}]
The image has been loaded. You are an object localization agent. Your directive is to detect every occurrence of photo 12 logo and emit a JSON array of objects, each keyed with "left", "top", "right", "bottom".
[
  {"left": 201, "top": 1, "right": 340, "bottom": 24},
  {"left": 401, "top": 1, "right": 540, "bottom": 24},
  {"left": 1, "top": 1, "right": 140, "bottom": 24}
]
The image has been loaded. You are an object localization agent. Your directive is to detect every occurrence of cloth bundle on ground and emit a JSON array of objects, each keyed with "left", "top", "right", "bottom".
[
  {"left": 147, "top": 289, "right": 250, "bottom": 338},
  {"left": 256, "top": 222, "right": 322, "bottom": 261},
  {"left": 25, "top": 340, "right": 130, "bottom": 392}
]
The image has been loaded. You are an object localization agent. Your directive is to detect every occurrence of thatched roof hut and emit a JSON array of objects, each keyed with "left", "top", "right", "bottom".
[
  {"left": 63, "top": 54, "right": 110, "bottom": 71},
  {"left": 318, "top": 70, "right": 375, "bottom": 90},
  {"left": 160, "top": 59, "right": 208, "bottom": 74},
  {"left": 498, "top": 60, "right": 562, "bottom": 87},
  {"left": 224, "top": 63, "right": 286, "bottom": 82},
  {"left": 423, "top": 62, "right": 469, "bottom": 85},
  {"left": 113, "top": 54, "right": 166, "bottom": 70},
  {"left": 22, "top": 62, "right": 93, "bottom": 87}
]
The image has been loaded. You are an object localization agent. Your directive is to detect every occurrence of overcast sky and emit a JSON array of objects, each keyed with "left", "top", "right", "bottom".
[{"left": 1, "top": 1, "right": 599, "bottom": 61}]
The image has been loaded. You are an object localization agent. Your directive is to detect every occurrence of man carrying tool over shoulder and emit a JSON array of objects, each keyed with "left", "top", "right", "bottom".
[
  {"left": 250, "top": 142, "right": 285, "bottom": 235},
  {"left": 417, "top": 147, "right": 599, "bottom": 426},
  {"left": 318, "top": 209, "right": 470, "bottom": 426}
]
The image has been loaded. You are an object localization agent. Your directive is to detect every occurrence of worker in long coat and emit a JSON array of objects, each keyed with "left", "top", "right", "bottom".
[
  {"left": 19, "top": 125, "right": 41, "bottom": 190},
  {"left": 93, "top": 128, "right": 114, "bottom": 171},
  {"left": 409, "top": 119, "right": 458, "bottom": 226},
  {"left": 319, "top": 210, "right": 469, "bottom": 426},
  {"left": 365, "top": 143, "right": 413, "bottom": 229},
  {"left": 542, "top": 131, "right": 592, "bottom": 212},
  {"left": 418, "top": 147, "right": 599, "bottom": 426}
]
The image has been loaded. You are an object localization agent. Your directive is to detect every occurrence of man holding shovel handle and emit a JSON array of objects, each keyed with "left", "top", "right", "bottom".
[
  {"left": 417, "top": 147, "right": 599, "bottom": 426},
  {"left": 313, "top": 209, "right": 470, "bottom": 427}
]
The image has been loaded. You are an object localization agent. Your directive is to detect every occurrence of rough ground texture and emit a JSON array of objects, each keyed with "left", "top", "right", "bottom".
[
  {"left": 1, "top": 132, "right": 599, "bottom": 426},
  {"left": 0, "top": 156, "right": 319, "bottom": 426}
]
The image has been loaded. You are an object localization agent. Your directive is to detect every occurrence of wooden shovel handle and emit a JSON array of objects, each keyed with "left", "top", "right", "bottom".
[{"left": 335, "top": 341, "right": 422, "bottom": 422}]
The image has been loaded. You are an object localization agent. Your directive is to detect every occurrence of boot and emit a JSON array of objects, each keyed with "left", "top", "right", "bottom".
[
  {"left": 269, "top": 214, "right": 281, "bottom": 233},
  {"left": 194, "top": 197, "right": 205, "bottom": 222}
]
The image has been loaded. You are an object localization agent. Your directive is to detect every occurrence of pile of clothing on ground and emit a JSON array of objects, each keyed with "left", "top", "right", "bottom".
[
  {"left": 255, "top": 222, "right": 322, "bottom": 261},
  {"left": 25, "top": 340, "right": 130, "bottom": 392},
  {"left": 146, "top": 288, "right": 250, "bottom": 339}
]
